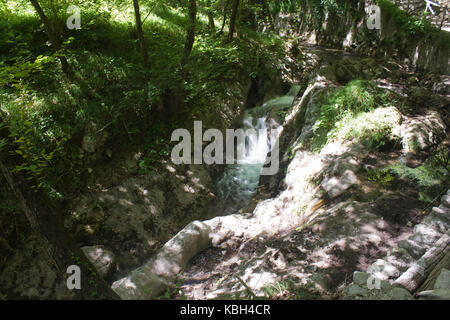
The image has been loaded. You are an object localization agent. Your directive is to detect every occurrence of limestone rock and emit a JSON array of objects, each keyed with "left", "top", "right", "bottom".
[
  {"left": 66, "top": 163, "right": 216, "bottom": 272},
  {"left": 81, "top": 122, "right": 108, "bottom": 153}
]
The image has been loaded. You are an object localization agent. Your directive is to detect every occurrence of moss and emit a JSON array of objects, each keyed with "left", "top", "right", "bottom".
[
  {"left": 377, "top": 0, "right": 438, "bottom": 37},
  {"left": 309, "top": 80, "right": 403, "bottom": 152}
]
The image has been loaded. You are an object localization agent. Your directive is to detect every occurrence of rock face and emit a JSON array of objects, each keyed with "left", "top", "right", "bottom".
[
  {"left": 111, "top": 221, "right": 211, "bottom": 299},
  {"left": 65, "top": 162, "right": 216, "bottom": 274},
  {"left": 81, "top": 246, "right": 116, "bottom": 279},
  {"left": 166, "top": 53, "right": 448, "bottom": 299},
  {"left": 108, "top": 43, "right": 448, "bottom": 299},
  {"left": 0, "top": 236, "right": 75, "bottom": 300}
]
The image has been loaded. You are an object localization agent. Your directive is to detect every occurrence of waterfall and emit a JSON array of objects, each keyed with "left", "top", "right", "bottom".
[{"left": 216, "top": 86, "right": 300, "bottom": 214}]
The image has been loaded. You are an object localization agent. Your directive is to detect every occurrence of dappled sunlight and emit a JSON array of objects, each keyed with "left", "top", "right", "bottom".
[{"left": 1, "top": 0, "right": 449, "bottom": 301}]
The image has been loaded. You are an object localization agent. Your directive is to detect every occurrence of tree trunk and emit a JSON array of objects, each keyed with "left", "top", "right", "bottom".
[
  {"left": 207, "top": 0, "right": 215, "bottom": 30},
  {"left": 220, "top": 0, "right": 230, "bottom": 33},
  {"left": 133, "top": 0, "right": 149, "bottom": 67},
  {"left": 394, "top": 230, "right": 450, "bottom": 292},
  {"left": 29, "top": 0, "right": 69, "bottom": 74},
  {"left": 227, "top": 0, "right": 240, "bottom": 41},
  {"left": 180, "top": 0, "right": 197, "bottom": 71},
  {"left": 166, "top": 0, "right": 197, "bottom": 116},
  {"left": 0, "top": 154, "right": 119, "bottom": 299}
]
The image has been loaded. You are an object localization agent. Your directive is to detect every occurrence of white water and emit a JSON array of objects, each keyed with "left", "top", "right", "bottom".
[{"left": 216, "top": 87, "right": 300, "bottom": 212}]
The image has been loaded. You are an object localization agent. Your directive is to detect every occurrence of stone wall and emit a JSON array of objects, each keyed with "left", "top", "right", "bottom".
[{"left": 275, "top": 0, "right": 450, "bottom": 74}]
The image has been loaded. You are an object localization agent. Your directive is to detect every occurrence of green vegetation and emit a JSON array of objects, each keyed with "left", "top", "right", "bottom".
[
  {"left": 310, "top": 80, "right": 404, "bottom": 152},
  {"left": 1, "top": 0, "right": 449, "bottom": 302},
  {"left": 389, "top": 147, "right": 450, "bottom": 202},
  {"left": 361, "top": 144, "right": 449, "bottom": 203},
  {"left": 366, "top": 167, "right": 396, "bottom": 188},
  {"left": 0, "top": 0, "right": 284, "bottom": 198},
  {"left": 262, "top": 280, "right": 322, "bottom": 300},
  {"left": 378, "top": 0, "right": 436, "bottom": 35},
  {"left": 377, "top": 0, "right": 450, "bottom": 49}
]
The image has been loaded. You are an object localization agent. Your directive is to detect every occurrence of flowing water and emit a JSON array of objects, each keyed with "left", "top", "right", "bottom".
[{"left": 216, "top": 86, "right": 300, "bottom": 214}]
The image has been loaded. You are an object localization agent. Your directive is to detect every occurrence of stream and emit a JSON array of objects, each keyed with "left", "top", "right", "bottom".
[{"left": 216, "top": 86, "right": 300, "bottom": 215}]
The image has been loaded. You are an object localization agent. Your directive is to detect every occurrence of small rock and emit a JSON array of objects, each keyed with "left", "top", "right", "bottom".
[
  {"left": 347, "top": 284, "right": 370, "bottom": 297},
  {"left": 81, "top": 245, "right": 116, "bottom": 278},
  {"left": 386, "top": 286, "right": 414, "bottom": 300},
  {"left": 82, "top": 136, "right": 96, "bottom": 153},
  {"left": 417, "top": 289, "right": 450, "bottom": 300},
  {"left": 441, "top": 195, "right": 450, "bottom": 208},
  {"left": 353, "top": 271, "right": 369, "bottom": 286}
]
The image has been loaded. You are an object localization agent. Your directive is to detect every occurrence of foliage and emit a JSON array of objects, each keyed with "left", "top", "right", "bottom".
[
  {"left": 388, "top": 147, "right": 450, "bottom": 202},
  {"left": 362, "top": 146, "right": 450, "bottom": 202},
  {"left": 310, "top": 80, "right": 401, "bottom": 151},
  {"left": 377, "top": 0, "right": 439, "bottom": 36},
  {"left": 262, "top": 280, "right": 322, "bottom": 300},
  {"left": 366, "top": 167, "right": 395, "bottom": 188},
  {"left": 0, "top": 0, "right": 285, "bottom": 200}
]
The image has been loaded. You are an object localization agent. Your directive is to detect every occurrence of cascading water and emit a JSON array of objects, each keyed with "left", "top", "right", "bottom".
[{"left": 216, "top": 86, "right": 300, "bottom": 214}]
